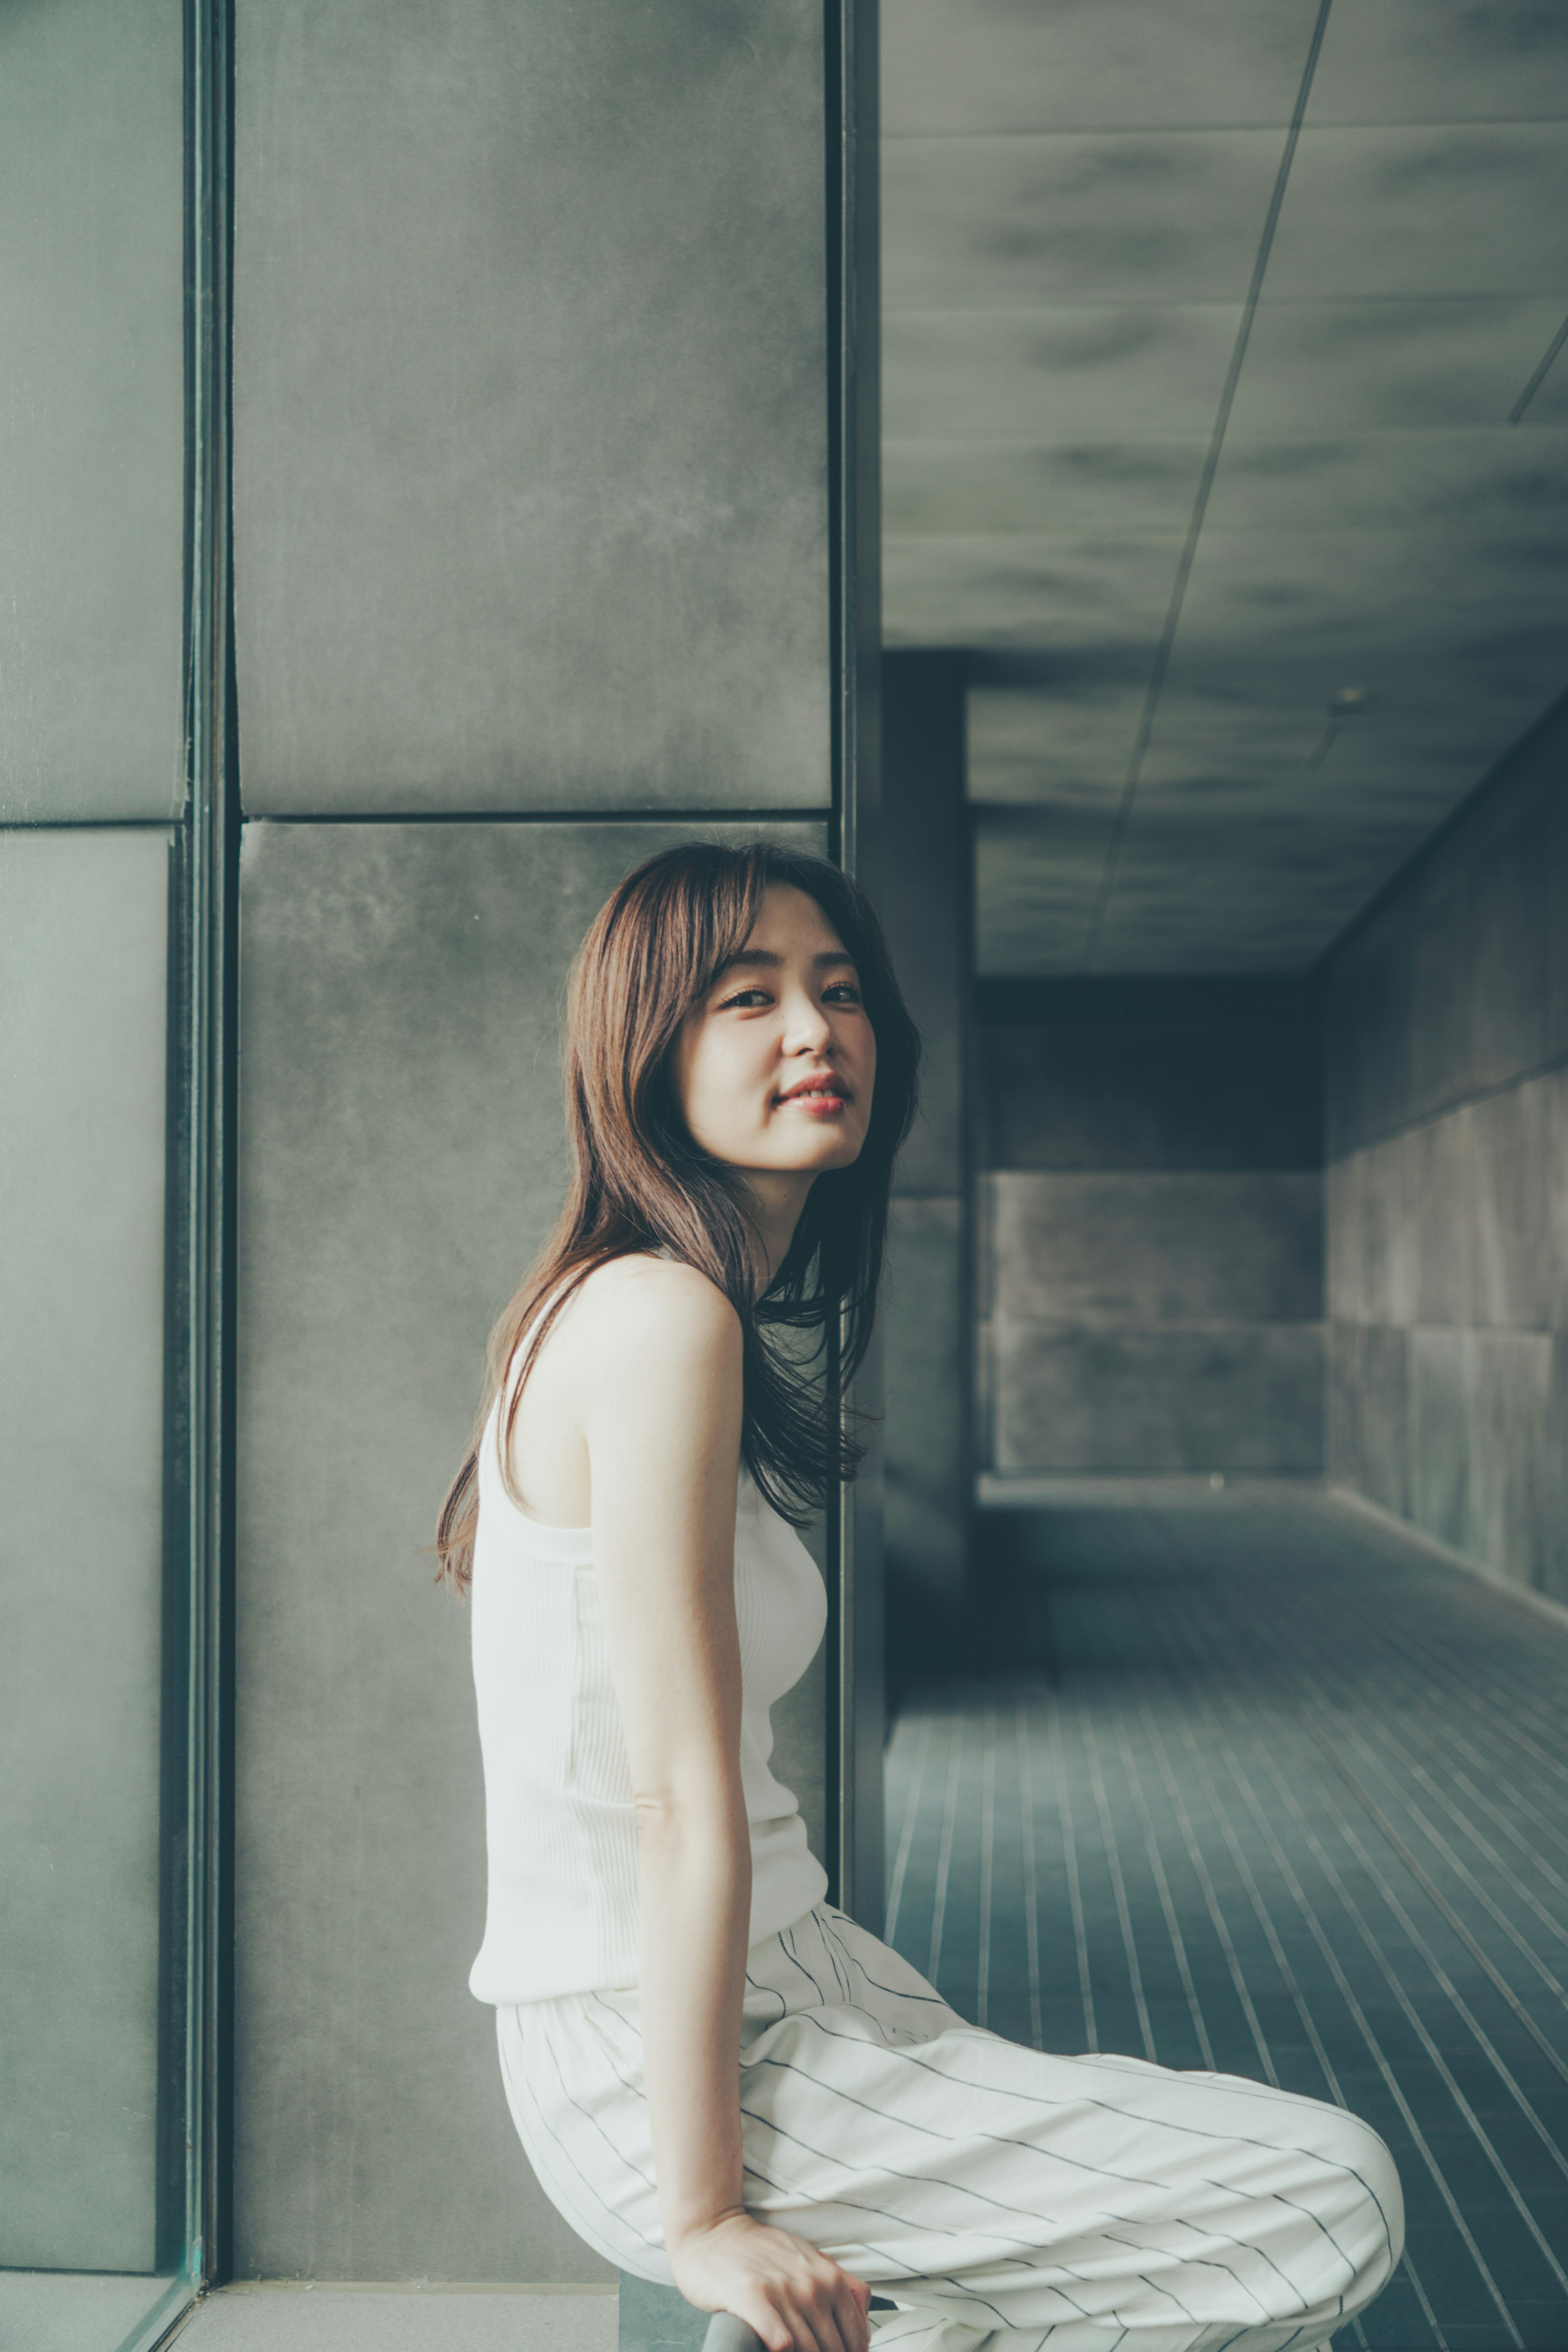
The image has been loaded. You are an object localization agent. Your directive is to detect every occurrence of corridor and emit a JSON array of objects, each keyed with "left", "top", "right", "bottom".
[{"left": 884, "top": 1491, "right": 1568, "bottom": 2350}]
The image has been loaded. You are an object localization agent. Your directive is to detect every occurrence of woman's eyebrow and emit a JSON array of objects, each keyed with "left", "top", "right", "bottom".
[{"left": 715, "top": 945, "right": 859, "bottom": 980}]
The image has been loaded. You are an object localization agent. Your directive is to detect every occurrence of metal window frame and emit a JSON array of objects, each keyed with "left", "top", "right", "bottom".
[
  {"left": 131, "top": 2, "right": 237, "bottom": 2339},
  {"left": 825, "top": 0, "right": 884, "bottom": 1926}
]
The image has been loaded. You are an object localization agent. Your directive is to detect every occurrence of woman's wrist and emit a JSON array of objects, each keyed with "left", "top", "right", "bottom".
[{"left": 666, "top": 2203, "right": 750, "bottom": 2259}]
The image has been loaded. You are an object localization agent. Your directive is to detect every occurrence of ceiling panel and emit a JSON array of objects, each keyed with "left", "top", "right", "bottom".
[
  {"left": 1103, "top": 805, "right": 1451, "bottom": 970},
  {"left": 881, "top": 132, "right": 1284, "bottom": 309},
  {"left": 1224, "top": 298, "right": 1568, "bottom": 433},
  {"left": 883, "top": 438, "right": 1209, "bottom": 538},
  {"left": 883, "top": 0, "right": 1568, "bottom": 974},
  {"left": 1158, "top": 527, "right": 1568, "bottom": 712},
  {"left": 882, "top": 0, "right": 1322, "bottom": 137},
  {"left": 971, "top": 694, "right": 1548, "bottom": 973},
  {"left": 1198, "top": 427, "right": 1568, "bottom": 537},
  {"left": 975, "top": 806, "right": 1117, "bottom": 974},
  {"left": 1089, "top": 843, "right": 1411, "bottom": 970},
  {"left": 1265, "top": 125, "right": 1568, "bottom": 299},
  {"left": 883, "top": 533, "right": 1178, "bottom": 652},
  {"left": 1164, "top": 524, "right": 1568, "bottom": 650},
  {"left": 1137, "top": 723, "right": 1508, "bottom": 805},
  {"left": 1305, "top": 1, "right": 1568, "bottom": 127},
  {"left": 976, "top": 792, "right": 1490, "bottom": 977},
  {"left": 883, "top": 304, "right": 1244, "bottom": 440},
  {"left": 969, "top": 680, "right": 1148, "bottom": 800},
  {"left": 1521, "top": 332, "right": 1568, "bottom": 424}
]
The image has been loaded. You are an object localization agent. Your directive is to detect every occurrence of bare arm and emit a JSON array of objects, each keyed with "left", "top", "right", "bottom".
[{"left": 578, "top": 1261, "right": 869, "bottom": 2352}]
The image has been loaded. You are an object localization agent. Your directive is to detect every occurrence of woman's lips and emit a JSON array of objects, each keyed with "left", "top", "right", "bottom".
[{"left": 776, "top": 1079, "right": 849, "bottom": 1114}]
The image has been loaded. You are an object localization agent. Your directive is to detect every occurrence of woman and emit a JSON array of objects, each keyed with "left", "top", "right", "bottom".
[{"left": 438, "top": 843, "right": 1403, "bottom": 2352}]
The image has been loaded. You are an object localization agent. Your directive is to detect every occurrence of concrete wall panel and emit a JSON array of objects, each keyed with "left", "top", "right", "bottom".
[
  {"left": 979, "top": 986, "right": 1324, "bottom": 1480},
  {"left": 0, "top": 1, "right": 184, "bottom": 823},
  {"left": 1406, "top": 872, "right": 1468, "bottom": 1126},
  {"left": 993, "top": 1324, "right": 1324, "bottom": 1476},
  {"left": 1464, "top": 1328, "right": 1554, "bottom": 1593},
  {"left": 1323, "top": 691, "right": 1568, "bottom": 1594},
  {"left": 1356, "top": 1324, "right": 1410, "bottom": 1521},
  {"left": 990, "top": 1171, "right": 1321, "bottom": 1327},
  {"left": 978, "top": 984, "right": 1320, "bottom": 1172},
  {"left": 234, "top": 0, "right": 831, "bottom": 816},
  {"left": 1323, "top": 1157, "right": 1363, "bottom": 1325},
  {"left": 0, "top": 832, "right": 170, "bottom": 2267},
  {"left": 880, "top": 655, "right": 967, "bottom": 1194},
  {"left": 235, "top": 818, "right": 825, "bottom": 2281},
  {"left": 1408, "top": 1327, "right": 1470, "bottom": 1554},
  {"left": 1467, "top": 1086, "right": 1550, "bottom": 1330},
  {"left": 1359, "top": 1136, "right": 1413, "bottom": 1327},
  {"left": 1468, "top": 801, "right": 1552, "bottom": 1091},
  {"left": 882, "top": 1198, "right": 966, "bottom": 1605},
  {"left": 1325, "top": 691, "right": 1568, "bottom": 1158},
  {"left": 1548, "top": 792, "right": 1568, "bottom": 1069},
  {"left": 1547, "top": 1066, "right": 1568, "bottom": 1335},
  {"left": 1325, "top": 1321, "right": 1363, "bottom": 1498},
  {"left": 878, "top": 655, "right": 971, "bottom": 1658},
  {"left": 1405, "top": 1112, "right": 1470, "bottom": 1327},
  {"left": 1546, "top": 1341, "right": 1568, "bottom": 1609}
]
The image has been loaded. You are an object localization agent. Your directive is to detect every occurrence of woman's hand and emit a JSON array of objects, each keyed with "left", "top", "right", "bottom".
[{"left": 670, "top": 2210, "right": 872, "bottom": 2352}]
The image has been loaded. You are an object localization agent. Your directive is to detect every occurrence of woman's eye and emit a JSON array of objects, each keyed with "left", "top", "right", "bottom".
[
  {"left": 719, "top": 988, "right": 772, "bottom": 1010},
  {"left": 824, "top": 983, "right": 862, "bottom": 1005}
]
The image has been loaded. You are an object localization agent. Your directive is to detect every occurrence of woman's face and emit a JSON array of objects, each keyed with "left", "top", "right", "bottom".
[{"left": 671, "top": 883, "right": 877, "bottom": 1183}]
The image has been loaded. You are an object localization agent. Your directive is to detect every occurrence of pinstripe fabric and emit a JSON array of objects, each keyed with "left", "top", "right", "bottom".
[
  {"left": 495, "top": 1902, "right": 1403, "bottom": 2352},
  {"left": 468, "top": 1374, "right": 829, "bottom": 2006}
]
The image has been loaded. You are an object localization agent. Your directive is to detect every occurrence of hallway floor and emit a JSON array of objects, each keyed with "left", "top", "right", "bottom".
[{"left": 882, "top": 1487, "right": 1568, "bottom": 2352}]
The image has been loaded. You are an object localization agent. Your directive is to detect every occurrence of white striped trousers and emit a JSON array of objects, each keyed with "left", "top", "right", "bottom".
[{"left": 495, "top": 1901, "right": 1403, "bottom": 2352}]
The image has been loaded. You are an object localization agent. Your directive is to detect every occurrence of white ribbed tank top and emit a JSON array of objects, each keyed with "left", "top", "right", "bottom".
[{"left": 466, "top": 1333, "right": 830, "bottom": 2007}]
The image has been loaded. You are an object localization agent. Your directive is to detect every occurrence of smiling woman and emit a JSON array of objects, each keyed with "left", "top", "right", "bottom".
[
  {"left": 437, "top": 840, "right": 1403, "bottom": 2352},
  {"left": 437, "top": 842, "right": 920, "bottom": 1557},
  {"left": 670, "top": 887, "right": 881, "bottom": 1273}
]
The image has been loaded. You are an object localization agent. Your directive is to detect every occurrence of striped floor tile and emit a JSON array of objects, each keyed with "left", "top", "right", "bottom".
[{"left": 883, "top": 1489, "right": 1568, "bottom": 2352}]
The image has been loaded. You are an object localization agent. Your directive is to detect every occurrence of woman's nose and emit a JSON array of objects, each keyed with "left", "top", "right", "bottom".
[{"left": 783, "top": 994, "right": 833, "bottom": 1051}]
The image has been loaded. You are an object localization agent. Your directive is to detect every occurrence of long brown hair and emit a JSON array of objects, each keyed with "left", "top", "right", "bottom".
[{"left": 434, "top": 841, "right": 920, "bottom": 1592}]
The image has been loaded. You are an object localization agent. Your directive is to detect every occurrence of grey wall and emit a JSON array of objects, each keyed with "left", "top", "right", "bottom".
[
  {"left": 0, "top": 0, "right": 185, "bottom": 2281},
  {"left": 978, "top": 981, "right": 1324, "bottom": 1476},
  {"left": 0, "top": 0, "right": 184, "bottom": 823},
  {"left": 1322, "top": 689, "right": 1568, "bottom": 1603},
  {"left": 231, "top": 0, "right": 861, "bottom": 2283},
  {"left": 235, "top": 821, "right": 825, "bottom": 2283},
  {"left": 877, "top": 655, "right": 971, "bottom": 1684},
  {"left": 0, "top": 832, "right": 172, "bottom": 2269},
  {"left": 234, "top": 0, "right": 830, "bottom": 814}
]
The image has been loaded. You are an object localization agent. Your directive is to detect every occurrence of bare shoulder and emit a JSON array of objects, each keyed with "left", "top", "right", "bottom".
[{"left": 567, "top": 1253, "right": 742, "bottom": 1376}]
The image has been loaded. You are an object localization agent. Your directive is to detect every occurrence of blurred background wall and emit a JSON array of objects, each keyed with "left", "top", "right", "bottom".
[
  {"left": 878, "top": 653, "right": 972, "bottom": 1688},
  {"left": 1322, "top": 689, "right": 1568, "bottom": 1604},
  {"left": 976, "top": 979, "right": 1323, "bottom": 1482}
]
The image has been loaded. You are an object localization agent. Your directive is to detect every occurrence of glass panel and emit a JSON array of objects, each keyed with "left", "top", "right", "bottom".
[{"left": 0, "top": 2, "right": 210, "bottom": 2346}]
